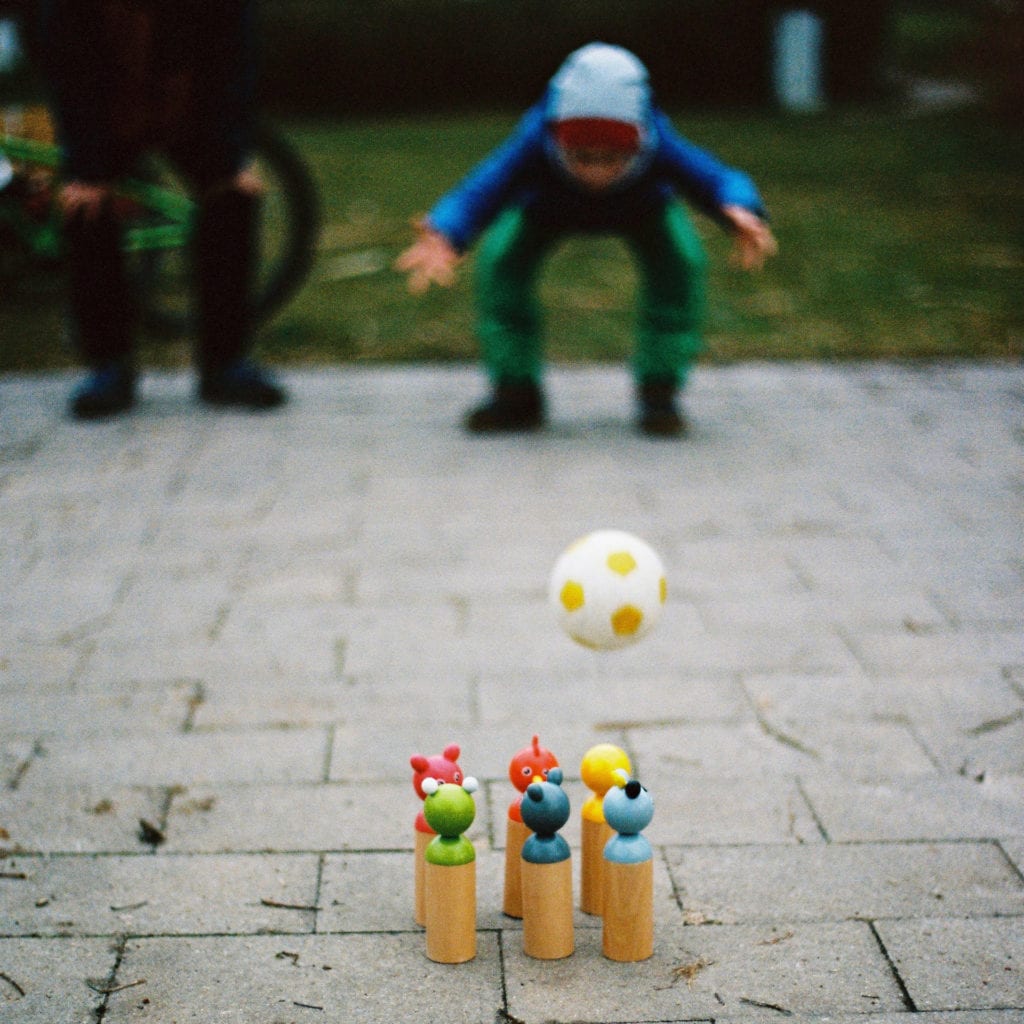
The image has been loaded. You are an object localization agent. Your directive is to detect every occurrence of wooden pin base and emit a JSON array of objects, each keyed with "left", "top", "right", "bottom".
[
  {"left": 521, "top": 858, "right": 574, "bottom": 960},
  {"left": 602, "top": 858, "right": 653, "bottom": 962},
  {"left": 414, "top": 828, "right": 431, "bottom": 926},
  {"left": 425, "top": 860, "right": 476, "bottom": 963},
  {"left": 503, "top": 817, "right": 531, "bottom": 918},
  {"left": 580, "top": 816, "right": 613, "bottom": 915}
]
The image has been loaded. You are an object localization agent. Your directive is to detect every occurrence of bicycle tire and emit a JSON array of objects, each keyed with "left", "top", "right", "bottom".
[{"left": 137, "top": 122, "right": 320, "bottom": 336}]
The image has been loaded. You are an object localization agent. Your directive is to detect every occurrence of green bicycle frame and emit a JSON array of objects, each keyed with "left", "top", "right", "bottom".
[{"left": 0, "top": 133, "right": 195, "bottom": 256}]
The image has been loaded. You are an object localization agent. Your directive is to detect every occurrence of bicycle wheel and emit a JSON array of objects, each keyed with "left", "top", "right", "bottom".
[{"left": 135, "top": 122, "right": 320, "bottom": 337}]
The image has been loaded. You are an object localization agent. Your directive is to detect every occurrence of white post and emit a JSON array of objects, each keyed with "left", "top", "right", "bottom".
[
  {"left": 0, "top": 19, "right": 23, "bottom": 75},
  {"left": 773, "top": 9, "right": 825, "bottom": 113}
]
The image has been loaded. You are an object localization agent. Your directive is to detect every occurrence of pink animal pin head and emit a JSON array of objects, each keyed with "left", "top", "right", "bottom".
[{"left": 410, "top": 743, "right": 463, "bottom": 800}]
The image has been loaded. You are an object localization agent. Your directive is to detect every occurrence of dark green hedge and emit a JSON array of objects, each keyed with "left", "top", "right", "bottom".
[{"left": 256, "top": 1, "right": 894, "bottom": 116}]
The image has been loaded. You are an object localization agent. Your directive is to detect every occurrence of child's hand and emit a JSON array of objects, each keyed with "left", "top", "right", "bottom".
[
  {"left": 395, "top": 223, "right": 461, "bottom": 294},
  {"left": 722, "top": 205, "right": 778, "bottom": 272}
]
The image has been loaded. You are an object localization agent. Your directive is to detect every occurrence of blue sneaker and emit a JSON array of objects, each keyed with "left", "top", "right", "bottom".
[
  {"left": 69, "top": 363, "right": 137, "bottom": 420},
  {"left": 199, "top": 360, "right": 287, "bottom": 410}
]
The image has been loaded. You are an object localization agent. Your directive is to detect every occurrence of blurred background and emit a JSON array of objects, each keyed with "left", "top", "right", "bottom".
[
  {"left": 250, "top": 0, "right": 1020, "bottom": 119},
  {"left": 1, "top": 0, "right": 1022, "bottom": 370}
]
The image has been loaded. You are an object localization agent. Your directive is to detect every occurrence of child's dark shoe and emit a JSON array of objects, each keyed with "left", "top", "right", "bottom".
[
  {"left": 465, "top": 379, "right": 545, "bottom": 433},
  {"left": 199, "top": 360, "right": 287, "bottom": 410},
  {"left": 69, "top": 362, "right": 137, "bottom": 420},
  {"left": 637, "top": 379, "right": 687, "bottom": 437}
]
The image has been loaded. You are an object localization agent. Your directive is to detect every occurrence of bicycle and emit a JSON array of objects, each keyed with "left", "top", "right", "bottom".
[{"left": 0, "top": 109, "right": 320, "bottom": 337}]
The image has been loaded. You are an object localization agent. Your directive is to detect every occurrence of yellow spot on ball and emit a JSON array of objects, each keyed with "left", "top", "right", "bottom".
[
  {"left": 607, "top": 551, "right": 637, "bottom": 576},
  {"left": 660, "top": 576, "right": 668, "bottom": 603},
  {"left": 560, "top": 581, "right": 585, "bottom": 612},
  {"left": 611, "top": 604, "right": 644, "bottom": 636}
]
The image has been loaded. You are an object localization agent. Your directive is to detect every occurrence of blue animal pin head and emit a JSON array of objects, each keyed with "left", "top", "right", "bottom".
[
  {"left": 603, "top": 768, "right": 654, "bottom": 837},
  {"left": 521, "top": 766, "right": 571, "bottom": 864},
  {"left": 521, "top": 766, "right": 570, "bottom": 837}
]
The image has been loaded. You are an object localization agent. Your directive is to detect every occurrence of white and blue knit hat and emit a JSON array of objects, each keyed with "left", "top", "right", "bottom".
[{"left": 549, "top": 43, "right": 651, "bottom": 152}]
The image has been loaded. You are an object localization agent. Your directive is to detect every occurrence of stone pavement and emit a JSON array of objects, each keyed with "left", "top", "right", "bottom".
[{"left": 1, "top": 361, "right": 1022, "bottom": 1024}]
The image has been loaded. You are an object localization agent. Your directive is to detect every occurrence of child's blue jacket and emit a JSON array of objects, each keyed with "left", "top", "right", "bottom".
[{"left": 427, "top": 94, "right": 767, "bottom": 254}]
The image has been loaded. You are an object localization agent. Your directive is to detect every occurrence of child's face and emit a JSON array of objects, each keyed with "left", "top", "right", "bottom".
[{"left": 560, "top": 146, "right": 633, "bottom": 192}]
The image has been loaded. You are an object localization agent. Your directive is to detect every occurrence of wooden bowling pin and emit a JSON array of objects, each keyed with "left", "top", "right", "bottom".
[
  {"left": 421, "top": 776, "right": 478, "bottom": 964},
  {"left": 503, "top": 735, "right": 559, "bottom": 919},
  {"left": 602, "top": 771, "right": 655, "bottom": 963},
  {"left": 520, "top": 767, "right": 574, "bottom": 959},
  {"left": 579, "top": 743, "right": 632, "bottom": 915},
  {"left": 410, "top": 744, "right": 464, "bottom": 926}
]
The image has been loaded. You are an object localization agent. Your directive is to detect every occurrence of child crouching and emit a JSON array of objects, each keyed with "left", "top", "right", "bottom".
[{"left": 397, "top": 42, "right": 777, "bottom": 436}]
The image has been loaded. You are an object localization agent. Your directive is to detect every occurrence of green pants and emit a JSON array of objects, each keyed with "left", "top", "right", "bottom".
[{"left": 475, "top": 202, "right": 708, "bottom": 388}]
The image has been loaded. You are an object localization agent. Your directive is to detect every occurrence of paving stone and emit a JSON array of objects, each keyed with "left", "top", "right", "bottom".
[
  {"left": 881, "top": 670, "right": 1023, "bottom": 730},
  {"left": 328, "top": 721, "right": 628, "bottom": 788},
  {"left": 0, "top": 853, "right": 319, "bottom": 936},
  {"left": 698, "top": 589, "right": 948, "bottom": 634},
  {"left": 0, "top": 682, "right": 196, "bottom": 738},
  {"left": 1, "top": 567, "right": 127, "bottom": 645},
  {"left": 161, "top": 781, "right": 413, "bottom": 852},
  {"left": 639, "top": 776, "right": 825, "bottom": 846},
  {"left": 741, "top": 670, "right": 902, "bottom": 721},
  {"left": 16, "top": 729, "right": 330, "bottom": 789},
  {"left": 800, "top": 774, "right": 1024, "bottom": 842},
  {"left": 0, "top": 644, "right": 81, "bottom": 692},
  {"left": 1002, "top": 837, "right": 1024, "bottom": 874},
  {"left": 315, "top": 846, "right": 654, "bottom": 936},
  {"left": 664, "top": 842, "right": 1024, "bottom": 924},
  {"left": 0, "top": 936, "right": 114, "bottom": 1022},
  {"left": 188, "top": 679, "right": 355, "bottom": 730},
  {"left": 916, "top": 713, "right": 1024, "bottom": 777},
  {"left": 503, "top": 919, "right": 905, "bottom": 1022},
  {"left": 478, "top": 667, "right": 750, "bottom": 729},
  {"left": 850, "top": 629, "right": 1024, "bottom": 677},
  {"left": 0, "top": 738, "right": 35, "bottom": 789},
  {"left": 318, "top": 848, "right": 514, "bottom": 934},
  {"left": 627, "top": 718, "right": 936, "bottom": 781},
  {"left": 771, "top": 1015, "right": 1024, "bottom": 1024},
  {"left": 101, "top": 933, "right": 503, "bottom": 1023},
  {"left": 0, "top": 784, "right": 163, "bottom": 854},
  {"left": 2, "top": 363, "right": 1023, "bottom": 1022},
  {"left": 876, "top": 916, "right": 1024, "bottom": 1011},
  {"left": 78, "top": 637, "right": 295, "bottom": 688}
]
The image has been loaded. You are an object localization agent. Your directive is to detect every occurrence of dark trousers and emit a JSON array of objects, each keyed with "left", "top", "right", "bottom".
[{"left": 41, "top": 0, "right": 258, "bottom": 372}]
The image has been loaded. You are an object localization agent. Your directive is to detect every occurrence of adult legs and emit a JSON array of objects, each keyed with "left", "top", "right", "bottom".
[
  {"left": 170, "top": 3, "right": 284, "bottom": 408},
  {"left": 190, "top": 171, "right": 284, "bottom": 408},
  {"left": 62, "top": 189, "right": 139, "bottom": 419}
]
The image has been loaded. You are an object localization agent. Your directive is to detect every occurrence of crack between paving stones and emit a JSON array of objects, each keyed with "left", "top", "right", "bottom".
[
  {"left": 753, "top": 709, "right": 819, "bottom": 759},
  {"left": 321, "top": 724, "right": 335, "bottom": 782},
  {"left": 995, "top": 840, "right": 1024, "bottom": 886},
  {"left": 89, "top": 933, "right": 128, "bottom": 1023},
  {"left": 965, "top": 707, "right": 1024, "bottom": 736},
  {"left": 868, "top": 920, "right": 917, "bottom": 1012},
  {"left": 0, "top": 970, "right": 26, "bottom": 999},
  {"left": 660, "top": 846, "right": 688, "bottom": 914},
  {"left": 829, "top": 621, "right": 881, "bottom": 676},
  {"left": 6, "top": 740, "right": 44, "bottom": 791},
  {"left": 495, "top": 931, "right": 513, "bottom": 1024},
  {"left": 794, "top": 778, "right": 830, "bottom": 842},
  {"left": 311, "top": 853, "right": 326, "bottom": 933},
  {"left": 181, "top": 680, "right": 206, "bottom": 733}
]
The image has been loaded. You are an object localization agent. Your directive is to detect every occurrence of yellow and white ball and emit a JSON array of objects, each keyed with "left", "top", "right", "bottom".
[{"left": 548, "top": 530, "right": 667, "bottom": 650}]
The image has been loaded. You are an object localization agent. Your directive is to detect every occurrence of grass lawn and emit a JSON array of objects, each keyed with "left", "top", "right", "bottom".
[{"left": 3, "top": 106, "right": 1023, "bottom": 371}]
